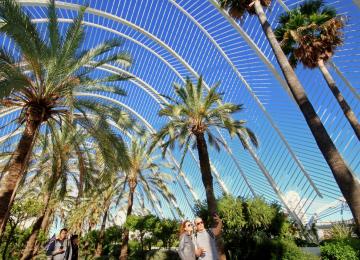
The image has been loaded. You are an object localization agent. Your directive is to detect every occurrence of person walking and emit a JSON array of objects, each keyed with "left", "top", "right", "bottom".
[
  {"left": 46, "top": 228, "right": 72, "bottom": 260},
  {"left": 178, "top": 220, "right": 196, "bottom": 260},
  {"left": 194, "top": 214, "right": 223, "bottom": 260}
]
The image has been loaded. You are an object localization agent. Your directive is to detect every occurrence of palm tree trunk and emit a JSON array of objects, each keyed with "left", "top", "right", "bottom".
[
  {"left": 318, "top": 59, "right": 360, "bottom": 140},
  {"left": 119, "top": 182, "right": 136, "bottom": 260},
  {"left": 32, "top": 207, "right": 54, "bottom": 256},
  {"left": 253, "top": 0, "right": 360, "bottom": 234},
  {"left": 21, "top": 191, "right": 52, "bottom": 260},
  {"left": 95, "top": 199, "right": 111, "bottom": 257},
  {"left": 195, "top": 133, "right": 226, "bottom": 260},
  {"left": 0, "top": 175, "right": 21, "bottom": 239},
  {"left": 195, "top": 133, "right": 217, "bottom": 215},
  {"left": 0, "top": 118, "right": 41, "bottom": 228}
]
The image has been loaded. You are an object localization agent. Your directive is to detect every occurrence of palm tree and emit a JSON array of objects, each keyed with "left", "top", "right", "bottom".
[
  {"left": 218, "top": 0, "right": 360, "bottom": 233},
  {"left": 152, "top": 76, "right": 257, "bottom": 218},
  {"left": 274, "top": 0, "right": 360, "bottom": 140},
  {"left": 0, "top": 0, "right": 132, "bottom": 228},
  {"left": 21, "top": 119, "right": 127, "bottom": 259},
  {"left": 119, "top": 137, "right": 176, "bottom": 260}
]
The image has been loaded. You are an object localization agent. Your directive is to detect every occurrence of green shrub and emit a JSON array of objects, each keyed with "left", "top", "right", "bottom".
[
  {"left": 275, "top": 239, "right": 319, "bottom": 260},
  {"left": 328, "top": 223, "right": 354, "bottom": 240},
  {"left": 145, "top": 249, "right": 180, "bottom": 260},
  {"left": 321, "top": 240, "right": 359, "bottom": 260},
  {"left": 129, "top": 240, "right": 144, "bottom": 259}
]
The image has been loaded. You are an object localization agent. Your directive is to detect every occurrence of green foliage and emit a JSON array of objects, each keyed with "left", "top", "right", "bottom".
[
  {"left": 145, "top": 249, "right": 181, "bottom": 260},
  {"left": 128, "top": 240, "right": 143, "bottom": 259},
  {"left": 244, "top": 197, "right": 276, "bottom": 231},
  {"left": 125, "top": 215, "right": 158, "bottom": 233},
  {"left": 152, "top": 219, "right": 179, "bottom": 249},
  {"left": 0, "top": 225, "right": 32, "bottom": 259},
  {"left": 217, "top": 195, "right": 245, "bottom": 230},
  {"left": 79, "top": 225, "right": 122, "bottom": 258},
  {"left": 321, "top": 240, "right": 359, "bottom": 260},
  {"left": 328, "top": 223, "right": 354, "bottom": 240},
  {"left": 194, "top": 195, "right": 309, "bottom": 259},
  {"left": 80, "top": 229, "right": 100, "bottom": 256}
]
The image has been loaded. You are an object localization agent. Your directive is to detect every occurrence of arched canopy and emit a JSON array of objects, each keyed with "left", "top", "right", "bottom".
[{"left": 0, "top": 0, "right": 359, "bottom": 223}]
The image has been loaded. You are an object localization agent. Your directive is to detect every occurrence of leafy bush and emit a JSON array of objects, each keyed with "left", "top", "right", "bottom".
[
  {"left": 194, "top": 195, "right": 309, "bottom": 260},
  {"left": 145, "top": 249, "right": 180, "bottom": 260},
  {"left": 321, "top": 240, "right": 359, "bottom": 260},
  {"left": 129, "top": 240, "right": 144, "bottom": 259},
  {"left": 328, "top": 223, "right": 354, "bottom": 240}
]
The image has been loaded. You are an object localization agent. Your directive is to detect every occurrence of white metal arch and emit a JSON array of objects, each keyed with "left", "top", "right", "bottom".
[
  {"left": 19, "top": 0, "right": 299, "bottom": 203},
  {"left": 169, "top": 0, "right": 321, "bottom": 197},
  {"left": 29, "top": 16, "right": 252, "bottom": 197},
  {"left": 10, "top": 0, "right": 316, "bottom": 223}
]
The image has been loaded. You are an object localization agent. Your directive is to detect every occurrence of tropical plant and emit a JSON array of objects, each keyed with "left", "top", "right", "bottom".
[
  {"left": 152, "top": 77, "right": 257, "bottom": 260},
  {"left": 195, "top": 195, "right": 301, "bottom": 259},
  {"left": 218, "top": 0, "right": 360, "bottom": 234},
  {"left": 152, "top": 218, "right": 179, "bottom": 249},
  {"left": 125, "top": 215, "right": 158, "bottom": 253},
  {"left": 94, "top": 173, "right": 128, "bottom": 257},
  {"left": 20, "top": 123, "right": 100, "bottom": 259},
  {"left": 119, "top": 137, "right": 176, "bottom": 260},
  {"left": 0, "top": 0, "right": 132, "bottom": 230},
  {"left": 274, "top": 0, "right": 360, "bottom": 140},
  {"left": 152, "top": 76, "right": 257, "bottom": 219},
  {"left": 321, "top": 240, "right": 359, "bottom": 260},
  {"left": 328, "top": 222, "right": 354, "bottom": 240},
  {"left": 0, "top": 198, "right": 42, "bottom": 259}
]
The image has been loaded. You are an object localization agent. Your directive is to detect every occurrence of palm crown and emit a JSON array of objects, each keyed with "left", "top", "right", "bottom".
[
  {"left": 274, "top": 0, "right": 344, "bottom": 68},
  {"left": 218, "top": 0, "right": 272, "bottom": 19},
  {"left": 127, "top": 137, "right": 176, "bottom": 207},
  {"left": 0, "top": 0, "right": 133, "bottom": 230},
  {"left": 0, "top": 0, "right": 131, "bottom": 123},
  {"left": 152, "top": 76, "right": 257, "bottom": 157}
]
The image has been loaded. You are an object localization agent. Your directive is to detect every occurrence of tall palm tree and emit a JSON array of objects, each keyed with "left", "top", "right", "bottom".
[
  {"left": 119, "top": 137, "right": 176, "bottom": 260},
  {"left": 274, "top": 0, "right": 360, "bottom": 140},
  {"left": 21, "top": 118, "right": 127, "bottom": 259},
  {"left": 0, "top": 0, "right": 132, "bottom": 228},
  {"left": 218, "top": 0, "right": 360, "bottom": 233},
  {"left": 151, "top": 76, "right": 257, "bottom": 218}
]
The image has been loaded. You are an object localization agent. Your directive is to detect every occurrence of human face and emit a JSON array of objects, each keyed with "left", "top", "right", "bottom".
[
  {"left": 195, "top": 218, "right": 205, "bottom": 232},
  {"left": 59, "top": 230, "right": 68, "bottom": 240},
  {"left": 184, "top": 221, "right": 193, "bottom": 234}
]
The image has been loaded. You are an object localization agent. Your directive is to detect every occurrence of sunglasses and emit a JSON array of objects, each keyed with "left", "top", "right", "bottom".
[{"left": 196, "top": 221, "right": 203, "bottom": 226}]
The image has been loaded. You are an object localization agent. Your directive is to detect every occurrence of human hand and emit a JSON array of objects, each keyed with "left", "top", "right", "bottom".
[
  {"left": 56, "top": 248, "right": 65, "bottom": 254},
  {"left": 213, "top": 213, "right": 221, "bottom": 222},
  {"left": 195, "top": 248, "right": 206, "bottom": 257}
]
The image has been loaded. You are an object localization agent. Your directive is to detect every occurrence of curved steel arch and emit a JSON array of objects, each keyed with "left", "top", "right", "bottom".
[
  {"left": 74, "top": 92, "right": 201, "bottom": 203},
  {"left": 169, "top": 0, "right": 321, "bottom": 197},
  {"left": 0, "top": 94, "right": 192, "bottom": 218},
  {"left": 111, "top": 123, "right": 182, "bottom": 219},
  {"left": 29, "top": 16, "right": 249, "bottom": 196},
  {"left": 20, "top": 0, "right": 278, "bottom": 200},
  {"left": 94, "top": 64, "right": 231, "bottom": 195},
  {"left": 14, "top": 0, "right": 314, "bottom": 223},
  {"left": 31, "top": 18, "right": 185, "bottom": 82}
]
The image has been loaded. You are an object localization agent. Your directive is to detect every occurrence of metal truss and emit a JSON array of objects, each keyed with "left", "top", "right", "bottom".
[{"left": 6, "top": 0, "right": 358, "bottom": 224}]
